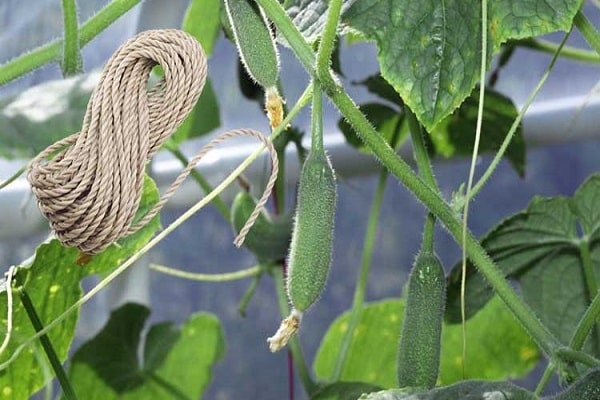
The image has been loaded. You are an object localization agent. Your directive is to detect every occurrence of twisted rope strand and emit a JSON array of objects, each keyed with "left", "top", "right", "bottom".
[{"left": 27, "top": 29, "right": 277, "bottom": 255}]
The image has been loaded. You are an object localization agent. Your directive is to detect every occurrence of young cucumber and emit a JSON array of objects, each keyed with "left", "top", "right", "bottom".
[
  {"left": 287, "top": 150, "right": 337, "bottom": 312},
  {"left": 224, "top": 0, "right": 279, "bottom": 89},
  {"left": 397, "top": 250, "right": 446, "bottom": 389},
  {"left": 231, "top": 190, "right": 292, "bottom": 264}
]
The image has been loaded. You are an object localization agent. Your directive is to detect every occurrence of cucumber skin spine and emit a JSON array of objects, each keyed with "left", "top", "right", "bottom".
[
  {"left": 287, "top": 151, "right": 337, "bottom": 312},
  {"left": 397, "top": 251, "right": 446, "bottom": 389}
]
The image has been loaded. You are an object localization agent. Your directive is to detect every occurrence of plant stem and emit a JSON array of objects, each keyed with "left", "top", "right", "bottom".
[
  {"left": 556, "top": 347, "right": 600, "bottom": 368},
  {"left": 257, "top": 0, "right": 565, "bottom": 361},
  {"left": 422, "top": 213, "right": 436, "bottom": 254},
  {"left": 149, "top": 264, "right": 260, "bottom": 281},
  {"left": 0, "top": 166, "right": 26, "bottom": 191},
  {"left": 570, "top": 291, "right": 600, "bottom": 351},
  {"left": 534, "top": 363, "right": 555, "bottom": 396},
  {"left": 315, "top": 0, "right": 342, "bottom": 85},
  {"left": 460, "top": 31, "right": 570, "bottom": 208},
  {"left": 311, "top": 80, "right": 324, "bottom": 153},
  {"left": 0, "top": 0, "right": 140, "bottom": 86},
  {"left": 60, "top": 0, "right": 83, "bottom": 77},
  {"left": 18, "top": 288, "right": 79, "bottom": 400},
  {"left": 273, "top": 266, "right": 318, "bottom": 395},
  {"left": 517, "top": 38, "right": 600, "bottom": 63},
  {"left": 168, "top": 147, "right": 230, "bottom": 220},
  {"left": 574, "top": 10, "right": 600, "bottom": 56},
  {"left": 578, "top": 239, "right": 600, "bottom": 354},
  {"left": 406, "top": 108, "right": 438, "bottom": 191},
  {"left": 332, "top": 168, "right": 388, "bottom": 381}
]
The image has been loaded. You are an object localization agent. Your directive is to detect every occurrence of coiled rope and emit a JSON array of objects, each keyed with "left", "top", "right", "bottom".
[{"left": 27, "top": 29, "right": 277, "bottom": 255}]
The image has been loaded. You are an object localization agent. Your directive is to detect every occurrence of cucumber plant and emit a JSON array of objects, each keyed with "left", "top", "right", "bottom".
[{"left": 0, "top": 0, "right": 599, "bottom": 399}]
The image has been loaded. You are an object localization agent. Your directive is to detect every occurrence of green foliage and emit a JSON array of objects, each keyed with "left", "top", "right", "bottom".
[
  {"left": 283, "top": 0, "right": 357, "bottom": 44},
  {"left": 66, "top": 303, "right": 224, "bottom": 399},
  {"left": 314, "top": 297, "right": 540, "bottom": 388},
  {"left": 345, "top": 0, "right": 584, "bottom": 130},
  {"left": 431, "top": 88, "right": 525, "bottom": 176},
  {"left": 182, "top": 0, "right": 222, "bottom": 56},
  {"left": 446, "top": 174, "right": 600, "bottom": 355}
]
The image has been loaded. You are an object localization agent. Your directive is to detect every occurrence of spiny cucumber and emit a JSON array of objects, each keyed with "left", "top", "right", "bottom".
[
  {"left": 267, "top": 151, "right": 337, "bottom": 352},
  {"left": 287, "top": 150, "right": 337, "bottom": 312},
  {"left": 224, "top": 0, "right": 279, "bottom": 89},
  {"left": 397, "top": 250, "right": 446, "bottom": 389},
  {"left": 231, "top": 190, "right": 292, "bottom": 264}
]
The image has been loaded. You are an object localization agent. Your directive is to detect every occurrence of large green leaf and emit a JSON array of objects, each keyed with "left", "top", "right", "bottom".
[
  {"left": 66, "top": 303, "right": 224, "bottom": 399},
  {"left": 313, "top": 297, "right": 539, "bottom": 389},
  {"left": 345, "top": 0, "right": 584, "bottom": 131},
  {"left": 358, "top": 381, "right": 536, "bottom": 400},
  {"left": 446, "top": 174, "right": 600, "bottom": 355},
  {"left": 0, "top": 176, "right": 161, "bottom": 399},
  {"left": 431, "top": 88, "right": 525, "bottom": 176}
]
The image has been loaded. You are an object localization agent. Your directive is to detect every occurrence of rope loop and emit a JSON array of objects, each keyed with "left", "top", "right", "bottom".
[{"left": 28, "top": 29, "right": 277, "bottom": 255}]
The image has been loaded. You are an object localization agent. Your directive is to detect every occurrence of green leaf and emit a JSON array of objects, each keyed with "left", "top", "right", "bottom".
[
  {"left": 182, "top": 0, "right": 221, "bottom": 56},
  {"left": 359, "top": 381, "right": 536, "bottom": 400},
  {"left": 355, "top": 75, "right": 403, "bottom": 108},
  {"left": 430, "top": 88, "right": 525, "bottom": 176},
  {"left": 282, "top": 0, "right": 358, "bottom": 44},
  {"left": 0, "top": 176, "right": 161, "bottom": 400},
  {"left": 311, "top": 382, "right": 384, "bottom": 400},
  {"left": 338, "top": 103, "right": 404, "bottom": 152},
  {"left": 67, "top": 303, "right": 225, "bottom": 400},
  {"left": 345, "top": 0, "right": 584, "bottom": 131},
  {"left": 313, "top": 297, "right": 540, "bottom": 388},
  {"left": 446, "top": 174, "right": 600, "bottom": 355}
]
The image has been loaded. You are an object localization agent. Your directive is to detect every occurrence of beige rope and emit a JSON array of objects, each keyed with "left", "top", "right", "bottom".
[{"left": 27, "top": 29, "right": 277, "bottom": 255}]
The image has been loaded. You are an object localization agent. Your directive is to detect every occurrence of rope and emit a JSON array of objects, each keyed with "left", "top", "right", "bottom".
[{"left": 27, "top": 29, "right": 278, "bottom": 255}]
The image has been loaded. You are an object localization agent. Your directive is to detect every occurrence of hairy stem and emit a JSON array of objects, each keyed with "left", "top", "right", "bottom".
[
  {"left": 0, "top": 0, "right": 140, "bottom": 86},
  {"left": 571, "top": 290, "right": 600, "bottom": 351},
  {"left": 149, "top": 264, "right": 260, "bottom": 281},
  {"left": 315, "top": 0, "right": 342, "bottom": 84},
  {"left": 60, "top": 0, "right": 83, "bottom": 77},
  {"left": 574, "top": 10, "right": 600, "bottom": 56},
  {"left": 579, "top": 239, "right": 600, "bottom": 354},
  {"left": 517, "top": 38, "right": 600, "bottom": 63},
  {"left": 406, "top": 108, "right": 438, "bottom": 191},
  {"left": 18, "top": 288, "right": 79, "bottom": 400}
]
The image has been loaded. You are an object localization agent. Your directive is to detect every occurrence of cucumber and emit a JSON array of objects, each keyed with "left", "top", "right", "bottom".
[
  {"left": 287, "top": 150, "right": 337, "bottom": 312},
  {"left": 231, "top": 190, "right": 292, "bottom": 264},
  {"left": 397, "top": 250, "right": 446, "bottom": 389},
  {"left": 224, "top": 0, "right": 279, "bottom": 88}
]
